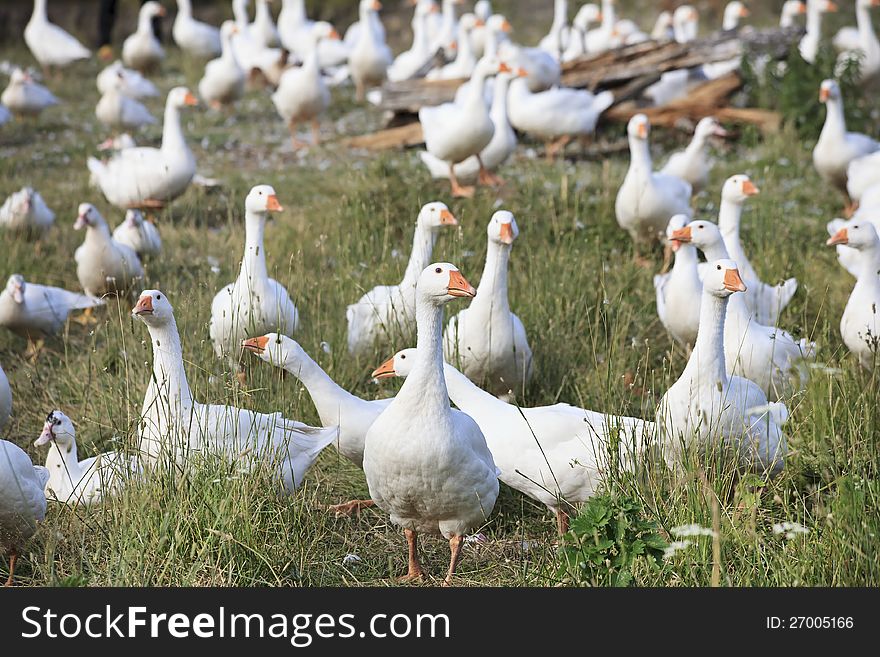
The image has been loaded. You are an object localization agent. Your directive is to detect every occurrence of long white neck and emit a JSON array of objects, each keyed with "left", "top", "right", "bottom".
[
  {"left": 221, "top": 29, "right": 239, "bottom": 65},
  {"left": 856, "top": 239, "right": 880, "bottom": 289},
  {"left": 394, "top": 297, "right": 449, "bottom": 412},
  {"left": 359, "top": 5, "right": 375, "bottom": 43},
  {"left": 628, "top": 135, "right": 653, "bottom": 178},
  {"left": 147, "top": 317, "right": 194, "bottom": 411},
  {"left": 820, "top": 96, "right": 847, "bottom": 142},
  {"left": 283, "top": 351, "right": 365, "bottom": 427},
  {"left": 551, "top": 0, "right": 568, "bottom": 30},
  {"left": 468, "top": 239, "right": 512, "bottom": 323},
  {"left": 686, "top": 289, "right": 729, "bottom": 383},
  {"left": 233, "top": 0, "right": 250, "bottom": 29},
  {"left": 84, "top": 220, "right": 113, "bottom": 248},
  {"left": 718, "top": 199, "right": 743, "bottom": 242},
  {"left": 454, "top": 25, "right": 475, "bottom": 63},
  {"left": 465, "top": 66, "right": 491, "bottom": 109},
  {"left": 856, "top": 2, "right": 880, "bottom": 51},
  {"left": 685, "top": 130, "right": 708, "bottom": 155},
  {"left": 442, "top": 0, "right": 457, "bottom": 30},
  {"left": 673, "top": 242, "right": 699, "bottom": 271},
  {"left": 285, "top": 0, "right": 306, "bottom": 25},
  {"left": 45, "top": 440, "right": 83, "bottom": 488},
  {"left": 239, "top": 211, "right": 270, "bottom": 295},
  {"left": 601, "top": 0, "right": 616, "bottom": 31},
  {"left": 256, "top": 0, "right": 272, "bottom": 23},
  {"left": 490, "top": 74, "right": 511, "bottom": 125},
  {"left": 401, "top": 223, "right": 438, "bottom": 289},
  {"left": 413, "top": 12, "right": 431, "bottom": 52},
  {"left": 161, "top": 100, "right": 187, "bottom": 153},
  {"left": 805, "top": 3, "right": 823, "bottom": 38},
  {"left": 699, "top": 237, "right": 730, "bottom": 263},
  {"left": 32, "top": 0, "right": 47, "bottom": 22},
  {"left": 138, "top": 7, "right": 156, "bottom": 34},
  {"left": 441, "top": 361, "right": 502, "bottom": 418},
  {"left": 177, "top": 0, "right": 193, "bottom": 18}
]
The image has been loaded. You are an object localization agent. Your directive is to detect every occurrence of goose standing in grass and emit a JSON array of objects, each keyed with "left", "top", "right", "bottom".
[
  {"left": 95, "top": 74, "right": 157, "bottom": 132},
  {"left": 827, "top": 185, "right": 880, "bottom": 275},
  {"left": 1, "top": 69, "right": 58, "bottom": 118},
  {"left": 800, "top": 0, "right": 838, "bottom": 64},
  {"left": 112, "top": 210, "right": 162, "bottom": 259},
  {"left": 420, "top": 58, "right": 508, "bottom": 197},
  {"left": 0, "top": 364, "right": 11, "bottom": 433},
  {"left": 243, "top": 333, "right": 391, "bottom": 515},
  {"left": 0, "top": 274, "right": 103, "bottom": 340},
  {"left": 444, "top": 211, "right": 531, "bottom": 399},
  {"left": 420, "top": 67, "right": 520, "bottom": 184},
  {"left": 827, "top": 221, "right": 880, "bottom": 368},
  {"left": 834, "top": 0, "right": 880, "bottom": 82},
  {"left": 390, "top": 1, "right": 440, "bottom": 82},
  {"left": 0, "top": 186, "right": 54, "bottom": 234},
  {"left": 655, "top": 215, "right": 702, "bottom": 349},
  {"left": 347, "top": 202, "right": 458, "bottom": 356},
  {"left": 199, "top": 21, "right": 245, "bottom": 109},
  {"left": 173, "top": 0, "right": 222, "bottom": 58},
  {"left": 35, "top": 411, "right": 140, "bottom": 506},
  {"left": 87, "top": 87, "right": 198, "bottom": 209},
  {"left": 363, "top": 263, "right": 499, "bottom": 585},
  {"left": 0, "top": 439, "right": 48, "bottom": 586},
  {"left": 814, "top": 79, "right": 880, "bottom": 212},
  {"left": 375, "top": 347, "right": 654, "bottom": 536},
  {"left": 122, "top": 1, "right": 166, "bottom": 72},
  {"left": 616, "top": 114, "right": 693, "bottom": 244},
  {"left": 672, "top": 220, "right": 815, "bottom": 400},
  {"left": 24, "top": 0, "right": 91, "bottom": 73},
  {"left": 210, "top": 185, "right": 299, "bottom": 363},
  {"left": 134, "top": 291, "right": 337, "bottom": 489},
  {"left": 349, "top": 0, "right": 392, "bottom": 101},
  {"left": 271, "top": 22, "right": 339, "bottom": 148},
  {"left": 660, "top": 117, "right": 728, "bottom": 193},
  {"left": 251, "top": 0, "right": 280, "bottom": 47},
  {"left": 74, "top": 204, "right": 144, "bottom": 298},
  {"left": 97, "top": 61, "right": 159, "bottom": 99},
  {"left": 657, "top": 259, "right": 787, "bottom": 475}
]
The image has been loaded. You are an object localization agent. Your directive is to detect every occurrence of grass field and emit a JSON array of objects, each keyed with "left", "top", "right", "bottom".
[{"left": 2, "top": 13, "right": 880, "bottom": 586}]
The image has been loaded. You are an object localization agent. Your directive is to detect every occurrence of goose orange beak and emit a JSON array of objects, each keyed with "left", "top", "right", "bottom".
[
  {"left": 371, "top": 0, "right": 382, "bottom": 10},
  {"left": 498, "top": 61, "right": 512, "bottom": 74},
  {"left": 448, "top": 270, "right": 476, "bottom": 298},
  {"left": 825, "top": 1, "right": 838, "bottom": 11},
  {"left": 266, "top": 194, "right": 283, "bottom": 212},
  {"left": 637, "top": 123, "right": 648, "bottom": 138},
  {"left": 516, "top": 67, "right": 528, "bottom": 77},
  {"left": 739, "top": 6, "right": 750, "bottom": 17},
  {"left": 670, "top": 226, "right": 692, "bottom": 242},
  {"left": 242, "top": 336, "right": 270, "bottom": 355},
  {"left": 798, "top": 2, "right": 807, "bottom": 13},
  {"left": 826, "top": 228, "right": 848, "bottom": 246},
  {"left": 133, "top": 295, "right": 153, "bottom": 316},
  {"left": 819, "top": 87, "right": 829, "bottom": 102},
  {"left": 328, "top": 28, "right": 341, "bottom": 40},
  {"left": 742, "top": 179, "right": 759, "bottom": 195},
  {"left": 501, "top": 19, "right": 512, "bottom": 32},
  {"left": 371, "top": 356, "right": 396, "bottom": 379},
  {"left": 724, "top": 269, "right": 747, "bottom": 293},
  {"left": 499, "top": 222, "right": 514, "bottom": 244},
  {"left": 184, "top": 91, "right": 198, "bottom": 106},
  {"left": 475, "top": 18, "right": 485, "bottom": 26},
  {"left": 440, "top": 209, "right": 458, "bottom": 225}
]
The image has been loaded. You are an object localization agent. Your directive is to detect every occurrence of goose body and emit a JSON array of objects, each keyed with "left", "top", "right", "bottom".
[
  {"left": 251, "top": 0, "right": 280, "bottom": 47},
  {"left": 1, "top": 69, "right": 58, "bottom": 118},
  {"left": 24, "top": 0, "right": 90, "bottom": 69},
  {"left": 122, "top": 1, "right": 166, "bottom": 71},
  {"left": 173, "top": 0, "right": 222, "bottom": 58},
  {"left": 112, "top": 210, "right": 162, "bottom": 259},
  {"left": 827, "top": 186, "right": 880, "bottom": 275},
  {"left": 74, "top": 204, "right": 144, "bottom": 299},
  {"left": 660, "top": 117, "right": 728, "bottom": 192},
  {"left": 0, "top": 274, "right": 103, "bottom": 339},
  {"left": 95, "top": 82, "right": 157, "bottom": 131},
  {"left": 349, "top": 0, "right": 392, "bottom": 101},
  {"left": 87, "top": 87, "right": 197, "bottom": 209},
  {"left": 0, "top": 187, "right": 54, "bottom": 233},
  {"left": 507, "top": 76, "right": 614, "bottom": 142},
  {"left": 834, "top": 0, "right": 880, "bottom": 82},
  {"left": 655, "top": 215, "right": 702, "bottom": 348},
  {"left": 561, "top": 4, "right": 602, "bottom": 61},
  {"left": 427, "top": 13, "right": 482, "bottom": 81},
  {"left": 0, "top": 364, "right": 11, "bottom": 433},
  {"left": 800, "top": 0, "right": 838, "bottom": 63},
  {"left": 846, "top": 151, "right": 880, "bottom": 202},
  {"left": 198, "top": 21, "right": 245, "bottom": 108},
  {"left": 391, "top": 1, "right": 441, "bottom": 82},
  {"left": 0, "top": 439, "right": 48, "bottom": 585},
  {"left": 585, "top": 0, "right": 616, "bottom": 53},
  {"left": 97, "top": 61, "right": 159, "bottom": 99}
]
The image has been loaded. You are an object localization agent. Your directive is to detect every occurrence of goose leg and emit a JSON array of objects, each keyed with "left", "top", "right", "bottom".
[
  {"left": 476, "top": 155, "right": 503, "bottom": 187},
  {"left": 288, "top": 120, "right": 309, "bottom": 150},
  {"left": 442, "top": 535, "right": 464, "bottom": 587},
  {"left": 449, "top": 164, "right": 475, "bottom": 198},
  {"left": 4, "top": 551, "right": 17, "bottom": 587},
  {"left": 355, "top": 80, "right": 366, "bottom": 102},
  {"left": 398, "top": 529, "right": 424, "bottom": 582},
  {"left": 545, "top": 135, "right": 572, "bottom": 161},
  {"left": 555, "top": 509, "right": 570, "bottom": 536},
  {"left": 843, "top": 197, "right": 859, "bottom": 218},
  {"left": 328, "top": 499, "right": 375, "bottom": 517},
  {"left": 311, "top": 119, "right": 322, "bottom": 146}
]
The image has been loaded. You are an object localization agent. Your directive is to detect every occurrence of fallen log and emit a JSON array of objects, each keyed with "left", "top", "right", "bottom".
[{"left": 343, "top": 122, "right": 425, "bottom": 150}]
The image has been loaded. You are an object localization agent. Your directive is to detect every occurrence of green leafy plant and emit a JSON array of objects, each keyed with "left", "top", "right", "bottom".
[{"left": 556, "top": 493, "right": 667, "bottom": 587}]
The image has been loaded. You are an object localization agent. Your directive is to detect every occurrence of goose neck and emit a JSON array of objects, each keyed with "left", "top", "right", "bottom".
[
  {"left": 857, "top": 240, "right": 880, "bottom": 282},
  {"left": 629, "top": 136, "right": 653, "bottom": 173},
  {"left": 46, "top": 441, "right": 82, "bottom": 484},
  {"left": 718, "top": 199, "right": 742, "bottom": 236},
  {"left": 147, "top": 317, "right": 194, "bottom": 409},
  {"left": 283, "top": 350, "right": 361, "bottom": 426},
  {"left": 138, "top": 7, "right": 155, "bottom": 34},
  {"left": 551, "top": 0, "right": 568, "bottom": 30},
  {"left": 233, "top": 0, "right": 250, "bottom": 29},
  {"left": 465, "top": 67, "right": 491, "bottom": 107},
  {"left": 805, "top": 3, "right": 822, "bottom": 35},
  {"left": 240, "top": 211, "right": 270, "bottom": 290},
  {"left": 820, "top": 96, "right": 846, "bottom": 141},
  {"left": 177, "top": 0, "right": 192, "bottom": 17},
  {"left": 673, "top": 243, "right": 699, "bottom": 269},
  {"left": 490, "top": 75, "right": 510, "bottom": 122},
  {"left": 442, "top": 361, "right": 499, "bottom": 414},
  {"left": 470, "top": 240, "right": 511, "bottom": 320},
  {"left": 32, "top": 0, "right": 47, "bottom": 22},
  {"left": 688, "top": 290, "right": 728, "bottom": 383},
  {"left": 401, "top": 224, "right": 438, "bottom": 289},
  {"left": 396, "top": 298, "right": 448, "bottom": 409},
  {"left": 161, "top": 101, "right": 188, "bottom": 153}
]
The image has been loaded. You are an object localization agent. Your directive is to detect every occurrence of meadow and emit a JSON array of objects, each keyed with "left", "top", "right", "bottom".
[{"left": 1, "top": 12, "right": 879, "bottom": 585}]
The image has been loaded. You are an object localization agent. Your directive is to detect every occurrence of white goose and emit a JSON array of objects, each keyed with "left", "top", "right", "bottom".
[
  {"left": 722, "top": 1, "right": 750, "bottom": 30},
  {"left": 813, "top": 79, "right": 880, "bottom": 208},
  {"left": 0, "top": 186, "right": 54, "bottom": 233},
  {"left": 585, "top": 0, "right": 616, "bottom": 53},
  {"left": 87, "top": 87, "right": 197, "bottom": 209},
  {"left": 134, "top": 290, "right": 337, "bottom": 491},
  {"left": 97, "top": 61, "right": 159, "bottom": 99},
  {"left": 279, "top": 0, "right": 350, "bottom": 68},
  {"left": 74, "top": 204, "right": 144, "bottom": 298},
  {"left": 363, "top": 263, "right": 499, "bottom": 585},
  {"left": 672, "top": 4, "right": 699, "bottom": 43},
  {"left": 0, "top": 439, "right": 48, "bottom": 586},
  {"left": 657, "top": 259, "right": 787, "bottom": 475},
  {"left": 539, "top": 0, "right": 571, "bottom": 59},
  {"left": 24, "top": 0, "right": 90, "bottom": 72},
  {"left": 112, "top": 210, "right": 162, "bottom": 259},
  {"left": 827, "top": 185, "right": 880, "bottom": 275},
  {"left": 835, "top": 0, "right": 880, "bottom": 82},
  {"left": 349, "top": 0, "right": 392, "bottom": 101},
  {"left": 0, "top": 274, "right": 103, "bottom": 340},
  {"left": 660, "top": 117, "right": 728, "bottom": 192},
  {"left": 173, "top": 0, "right": 222, "bottom": 58},
  {"left": 199, "top": 21, "right": 245, "bottom": 109},
  {"left": 800, "top": 0, "right": 837, "bottom": 64},
  {"left": 827, "top": 220, "right": 880, "bottom": 368},
  {"left": 444, "top": 211, "right": 532, "bottom": 398},
  {"left": 271, "top": 22, "right": 339, "bottom": 148},
  {"left": 420, "top": 68, "right": 519, "bottom": 183},
  {"left": 846, "top": 151, "right": 880, "bottom": 203},
  {"left": 390, "top": 1, "right": 441, "bottom": 82},
  {"left": 210, "top": 185, "right": 299, "bottom": 361},
  {"left": 0, "top": 364, "right": 11, "bottom": 433},
  {"left": 35, "top": 411, "right": 140, "bottom": 506},
  {"left": 651, "top": 11, "right": 675, "bottom": 41},
  {"left": 432, "top": 0, "right": 464, "bottom": 54},
  {"left": 122, "top": 1, "right": 166, "bottom": 72},
  {"left": 0, "top": 69, "right": 58, "bottom": 118},
  {"left": 673, "top": 219, "right": 815, "bottom": 400},
  {"left": 420, "top": 57, "right": 507, "bottom": 197},
  {"left": 561, "top": 4, "right": 602, "bottom": 62},
  {"left": 615, "top": 113, "right": 693, "bottom": 244},
  {"left": 346, "top": 202, "right": 458, "bottom": 356},
  {"left": 375, "top": 347, "right": 654, "bottom": 535},
  {"left": 230, "top": 0, "right": 286, "bottom": 83},
  {"left": 251, "top": 0, "right": 280, "bottom": 47},
  {"left": 781, "top": 0, "right": 808, "bottom": 28},
  {"left": 95, "top": 74, "right": 157, "bottom": 131},
  {"left": 655, "top": 215, "right": 702, "bottom": 349},
  {"left": 470, "top": 0, "right": 493, "bottom": 56},
  {"left": 428, "top": 13, "right": 482, "bottom": 81}
]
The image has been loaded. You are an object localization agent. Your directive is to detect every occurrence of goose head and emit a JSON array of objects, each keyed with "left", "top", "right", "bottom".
[
  {"left": 34, "top": 410, "right": 76, "bottom": 448},
  {"left": 125, "top": 209, "right": 145, "bottom": 229},
  {"left": 695, "top": 116, "right": 728, "bottom": 140},
  {"left": 5, "top": 274, "right": 25, "bottom": 304},
  {"left": 241, "top": 332, "right": 307, "bottom": 368},
  {"left": 132, "top": 289, "right": 174, "bottom": 325},
  {"left": 360, "top": 0, "right": 383, "bottom": 17},
  {"left": 574, "top": 4, "right": 602, "bottom": 30},
  {"left": 141, "top": 1, "right": 166, "bottom": 20},
  {"left": 819, "top": 78, "right": 840, "bottom": 103},
  {"left": 627, "top": 113, "right": 650, "bottom": 141},
  {"left": 486, "top": 14, "right": 513, "bottom": 35},
  {"left": 857, "top": 0, "right": 880, "bottom": 10},
  {"left": 665, "top": 214, "right": 691, "bottom": 251},
  {"left": 811, "top": 0, "right": 839, "bottom": 15},
  {"left": 781, "top": 1, "right": 807, "bottom": 24},
  {"left": 417, "top": 201, "right": 458, "bottom": 230},
  {"left": 10, "top": 68, "right": 30, "bottom": 86},
  {"left": 417, "top": 263, "right": 476, "bottom": 306},
  {"left": 475, "top": 0, "right": 492, "bottom": 21},
  {"left": 74, "top": 203, "right": 108, "bottom": 231},
  {"left": 488, "top": 210, "right": 518, "bottom": 245},
  {"left": 671, "top": 219, "right": 724, "bottom": 253},
  {"left": 474, "top": 56, "right": 511, "bottom": 78},
  {"left": 167, "top": 86, "right": 199, "bottom": 109},
  {"left": 245, "top": 184, "right": 284, "bottom": 215},
  {"left": 371, "top": 347, "right": 418, "bottom": 379},
  {"left": 220, "top": 20, "right": 240, "bottom": 41},
  {"left": 311, "top": 21, "right": 341, "bottom": 45},
  {"left": 722, "top": 2, "right": 749, "bottom": 31},
  {"left": 826, "top": 220, "right": 880, "bottom": 249},
  {"left": 721, "top": 174, "right": 759, "bottom": 204},
  {"left": 652, "top": 10, "right": 674, "bottom": 37},
  {"left": 703, "top": 259, "right": 747, "bottom": 297},
  {"left": 459, "top": 13, "right": 483, "bottom": 32},
  {"left": 673, "top": 5, "right": 699, "bottom": 41}
]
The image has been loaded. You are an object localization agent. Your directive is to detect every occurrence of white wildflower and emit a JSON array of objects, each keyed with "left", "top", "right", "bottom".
[
  {"left": 663, "top": 540, "right": 692, "bottom": 559},
  {"left": 672, "top": 524, "right": 717, "bottom": 538},
  {"left": 320, "top": 341, "right": 331, "bottom": 354},
  {"left": 773, "top": 522, "right": 809, "bottom": 539},
  {"left": 342, "top": 554, "right": 361, "bottom": 565}
]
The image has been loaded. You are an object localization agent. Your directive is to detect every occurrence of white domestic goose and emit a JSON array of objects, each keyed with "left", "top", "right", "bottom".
[
  {"left": 657, "top": 259, "right": 787, "bottom": 475},
  {"left": 660, "top": 117, "right": 728, "bottom": 192},
  {"left": 198, "top": 21, "right": 245, "bottom": 109},
  {"left": 834, "top": 0, "right": 880, "bottom": 82},
  {"left": 35, "top": 410, "right": 140, "bottom": 506},
  {"left": 1, "top": 69, "right": 58, "bottom": 118},
  {"left": 846, "top": 151, "right": 880, "bottom": 203},
  {"left": 722, "top": 1, "right": 750, "bottom": 31},
  {"left": 173, "top": 0, "right": 222, "bottom": 58},
  {"left": 800, "top": 0, "right": 837, "bottom": 64},
  {"left": 432, "top": 0, "right": 463, "bottom": 54},
  {"left": 0, "top": 439, "right": 48, "bottom": 586},
  {"left": 97, "top": 61, "right": 159, "bottom": 99},
  {"left": 561, "top": 4, "right": 602, "bottom": 61},
  {"left": 781, "top": 0, "right": 808, "bottom": 28},
  {"left": 615, "top": 113, "right": 693, "bottom": 244},
  {"left": 0, "top": 274, "right": 103, "bottom": 340},
  {"left": 428, "top": 13, "right": 482, "bottom": 81},
  {"left": 655, "top": 215, "right": 702, "bottom": 349},
  {"left": 827, "top": 220, "right": 880, "bottom": 369},
  {"left": 112, "top": 210, "right": 162, "bottom": 259},
  {"left": 95, "top": 74, "right": 157, "bottom": 131},
  {"left": 375, "top": 347, "right": 655, "bottom": 535},
  {"left": 74, "top": 203, "right": 144, "bottom": 298},
  {"left": 390, "top": 1, "right": 440, "bottom": 82},
  {"left": 24, "top": 0, "right": 91, "bottom": 72},
  {"left": 346, "top": 202, "right": 458, "bottom": 356},
  {"left": 122, "top": 1, "right": 166, "bottom": 72},
  {"left": 230, "top": 0, "right": 287, "bottom": 83},
  {"left": 470, "top": 0, "right": 493, "bottom": 56},
  {"left": 363, "top": 263, "right": 499, "bottom": 585},
  {"left": 209, "top": 185, "right": 300, "bottom": 361},
  {"left": 349, "top": 0, "right": 392, "bottom": 101},
  {"left": 585, "top": 0, "right": 616, "bottom": 53},
  {"left": 0, "top": 364, "right": 11, "bottom": 433},
  {"left": 251, "top": 0, "right": 280, "bottom": 47},
  {"left": 443, "top": 211, "right": 532, "bottom": 398},
  {"left": 0, "top": 187, "right": 54, "bottom": 233},
  {"left": 539, "top": 0, "right": 570, "bottom": 59},
  {"left": 279, "top": 0, "right": 349, "bottom": 67},
  {"left": 827, "top": 186, "right": 880, "bottom": 275},
  {"left": 134, "top": 290, "right": 337, "bottom": 490},
  {"left": 87, "top": 87, "right": 198, "bottom": 209},
  {"left": 672, "top": 4, "right": 699, "bottom": 43}
]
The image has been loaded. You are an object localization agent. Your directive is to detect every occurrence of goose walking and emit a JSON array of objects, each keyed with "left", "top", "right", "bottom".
[
  {"left": 198, "top": 21, "right": 246, "bottom": 109},
  {"left": 24, "top": 0, "right": 91, "bottom": 73},
  {"left": 173, "top": 0, "right": 222, "bottom": 58},
  {"left": 122, "top": 1, "right": 166, "bottom": 72}
]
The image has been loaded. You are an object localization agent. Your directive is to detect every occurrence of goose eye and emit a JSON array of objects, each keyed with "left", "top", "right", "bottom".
[
  {"left": 400, "top": 354, "right": 406, "bottom": 359},
  {"left": 854, "top": 225, "right": 860, "bottom": 229},
  {"left": 156, "top": 294, "right": 162, "bottom": 300},
  {"left": 698, "top": 225, "right": 704, "bottom": 229},
  {"left": 716, "top": 265, "right": 722, "bottom": 270},
  {"left": 435, "top": 267, "right": 442, "bottom": 273}
]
